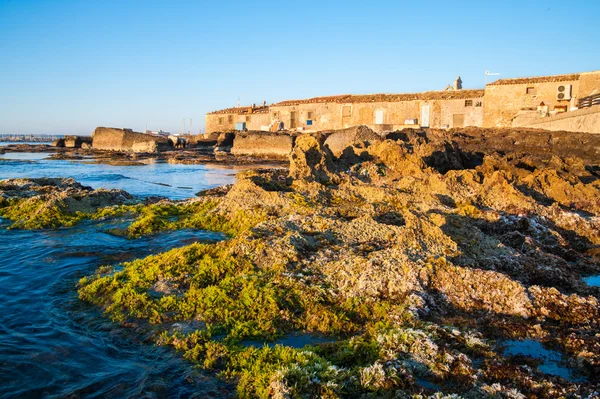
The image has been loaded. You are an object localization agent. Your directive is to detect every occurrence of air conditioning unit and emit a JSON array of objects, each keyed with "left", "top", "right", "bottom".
[{"left": 557, "top": 84, "right": 572, "bottom": 101}]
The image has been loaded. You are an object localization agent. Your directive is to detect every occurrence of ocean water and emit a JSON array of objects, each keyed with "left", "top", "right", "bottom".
[
  {"left": 0, "top": 157, "right": 255, "bottom": 398},
  {"left": 0, "top": 153, "right": 264, "bottom": 199},
  {"left": 584, "top": 275, "right": 600, "bottom": 287}
]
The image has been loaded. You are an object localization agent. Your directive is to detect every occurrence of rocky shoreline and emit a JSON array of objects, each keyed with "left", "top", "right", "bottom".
[
  {"left": 1, "top": 127, "right": 600, "bottom": 397},
  {"left": 3, "top": 125, "right": 600, "bottom": 169}
]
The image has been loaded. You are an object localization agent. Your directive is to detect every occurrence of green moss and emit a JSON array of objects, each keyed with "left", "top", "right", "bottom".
[
  {"left": 179, "top": 201, "right": 267, "bottom": 237},
  {"left": 78, "top": 231, "right": 424, "bottom": 397},
  {"left": 116, "top": 200, "right": 267, "bottom": 239},
  {"left": 0, "top": 197, "right": 85, "bottom": 229},
  {"left": 90, "top": 204, "right": 141, "bottom": 220}
]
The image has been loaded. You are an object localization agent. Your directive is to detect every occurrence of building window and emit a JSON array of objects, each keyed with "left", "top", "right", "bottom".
[
  {"left": 475, "top": 101, "right": 482, "bottom": 107},
  {"left": 218, "top": 117, "right": 224, "bottom": 124},
  {"left": 246, "top": 116, "right": 251, "bottom": 122},
  {"left": 228, "top": 115, "right": 233, "bottom": 123},
  {"left": 465, "top": 100, "right": 473, "bottom": 107},
  {"left": 307, "top": 111, "right": 314, "bottom": 119},
  {"left": 272, "top": 112, "right": 279, "bottom": 119},
  {"left": 342, "top": 105, "right": 352, "bottom": 117},
  {"left": 526, "top": 87, "right": 536, "bottom": 95}
]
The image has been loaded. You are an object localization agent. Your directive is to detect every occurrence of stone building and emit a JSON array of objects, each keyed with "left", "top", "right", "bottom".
[
  {"left": 484, "top": 71, "right": 600, "bottom": 127},
  {"left": 205, "top": 70, "right": 600, "bottom": 134},
  {"left": 205, "top": 104, "right": 271, "bottom": 133}
]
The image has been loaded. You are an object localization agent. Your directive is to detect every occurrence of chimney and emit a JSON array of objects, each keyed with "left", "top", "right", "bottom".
[
  {"left": 454, "top": 76, "right": 463, "bottom": 91},
  {"left": 263, "top": 100, "right": 267, "bottom": 107}
]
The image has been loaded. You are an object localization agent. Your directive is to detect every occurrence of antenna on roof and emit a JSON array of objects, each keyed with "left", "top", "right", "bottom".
[{"left": 485, "top": 70, "right": 500, "bottom": 85}]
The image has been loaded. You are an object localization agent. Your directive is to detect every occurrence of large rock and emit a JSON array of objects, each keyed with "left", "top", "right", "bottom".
[
  {"left": 289, "top": 135, "right": 337, "bottom": 184},
  {"left": 63, "top": 135, "right": 92, "bottom": 148},
  {"left": 51, "top": 138, "right": 65, "bottom": 147},
  {"left": 92, "top": 127, "right": 172, "bottom": 153},
  {"left": 0, "top": 178, "right": 135, "bottom": 229},
  {"left": 324, "top": 125, "right": 381, "bottom": 156}
]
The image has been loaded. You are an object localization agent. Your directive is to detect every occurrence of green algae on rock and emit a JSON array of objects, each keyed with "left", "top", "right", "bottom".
[
  {"left": 0, "top": 178, "right": 135, "bottom": 229},
  {"left": 76, "top": 132, "right": 600, "bottom": 397}
]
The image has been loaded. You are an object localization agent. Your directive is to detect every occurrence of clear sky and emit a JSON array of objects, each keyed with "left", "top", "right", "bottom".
[{"left": 0, "top": 0, "right": 598, "bottom": 135}]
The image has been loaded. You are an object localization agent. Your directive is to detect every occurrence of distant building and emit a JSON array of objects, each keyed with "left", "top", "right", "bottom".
[{"left": 205, "top": 70, "right": 600, "bottom": 134}]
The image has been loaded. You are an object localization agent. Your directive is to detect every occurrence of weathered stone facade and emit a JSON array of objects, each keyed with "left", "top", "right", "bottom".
[
  {"left": 483, "top": 74, "right": 582, "bottom": 127},
  {"left": 206, "top": 105, "right": 271, "bottom": 134},
  {"left": 269, "top": 90, "right": 485, "bottom": 132},
  {"left": 92, "top": 127, "right": 172, "bottom": 153},
  {"left": 206, "top": 70, "right": 600, "bottom": 134},
  {"left": 230, "top": 131, "right": 295, "bottom": 159}
]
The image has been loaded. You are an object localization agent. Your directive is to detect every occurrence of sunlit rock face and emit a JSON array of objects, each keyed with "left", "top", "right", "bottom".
[{"left": 70, "top": 127, "right": 600, "bottom": 397}]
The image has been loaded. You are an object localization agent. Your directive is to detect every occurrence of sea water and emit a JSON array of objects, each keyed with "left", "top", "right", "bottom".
[{"left": 0, "top": 157, "right": 253, "bottom": 397}]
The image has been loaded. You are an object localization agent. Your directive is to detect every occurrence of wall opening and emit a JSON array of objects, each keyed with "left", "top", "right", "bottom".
[
  {"left": 453, "top": 114, "right": 465, "bottom": 128},
  {"left": 421, "top": 105, "right": 430, "bottom": 127},
  {"left": 375, "top": 109, "right": 384, "bottom": 124}
]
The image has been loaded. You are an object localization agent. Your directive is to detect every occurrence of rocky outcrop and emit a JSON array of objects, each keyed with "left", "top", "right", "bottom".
[
  {"left": 324, "top": 125, "right": 381, "bottom": 156},
  {"left": 289, "top": 134, "right": 337, "bottom": 184},
  {"left": 92, "top": 127, "right": 172, "bottom": 153},
  {"left": 74, "top": 127, "right": 600, "bottom": 397},
  {"left": 64, "top": 135, "right": 92, "bottom": 148},
  {"left": 51, "top": 138, "right": 65, "bottom": 147},
  {"left": 0, "top": 178, "right": 134, "bottom": 229},
  {"left": 430, "top": 127, "right": 600, "bottom": 163},
  {"left": 168, "top": 135, "right": 186, "bottom": 149}
]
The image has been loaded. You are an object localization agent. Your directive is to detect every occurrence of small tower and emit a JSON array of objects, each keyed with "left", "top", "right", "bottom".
[{"left": 454, "top": 76, "right": 463, "bottom": 91}]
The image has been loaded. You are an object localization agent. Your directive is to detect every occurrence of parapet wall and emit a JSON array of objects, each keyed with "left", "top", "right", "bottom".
[
  {"left": 92, "top": 127, "right": 172, "bottom": 153},
  {"left": 230, "top": 132, "right": 295, "bottom": 159},
  {"left": 515, "top": 105, "right": 600, "bottom": 134}
]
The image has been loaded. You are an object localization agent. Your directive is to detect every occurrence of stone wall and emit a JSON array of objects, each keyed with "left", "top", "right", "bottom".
[
  {"left": 514, "top": 105, "right": 600, "bottom": 134},
  {"left": 483, "top": 79, "right": 581, "bottom": 128},
  {"left": 92, "top": 127, "right": 172, "bottom": 153},
  {"left": 230, "top": 132, "right": 295, "bottom": 159}
]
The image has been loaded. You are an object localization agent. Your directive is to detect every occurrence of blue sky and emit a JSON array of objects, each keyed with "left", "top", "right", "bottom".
[{"left": 0, "top": 0, "right": 598, "bottom": 135}]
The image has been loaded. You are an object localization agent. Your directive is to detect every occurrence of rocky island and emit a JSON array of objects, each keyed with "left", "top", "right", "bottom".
[{"left": 1, "top": 127, "right": 599, "bottom": 398}]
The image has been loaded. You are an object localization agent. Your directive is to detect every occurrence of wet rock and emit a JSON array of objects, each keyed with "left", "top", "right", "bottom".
[{"left": 0, "top": 177, "right": 135, "bottom": 229}]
